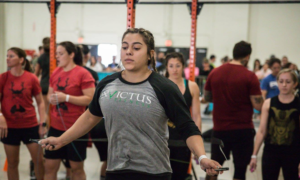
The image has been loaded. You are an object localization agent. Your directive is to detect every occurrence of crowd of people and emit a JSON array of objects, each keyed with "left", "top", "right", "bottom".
[{"left": 0, "top": 27, "right": 299, "bottom": 180}]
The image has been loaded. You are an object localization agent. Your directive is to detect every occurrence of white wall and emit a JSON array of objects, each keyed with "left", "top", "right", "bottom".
[
  {"left": 0, "top": 4, "right": 5, "bottom": 73},
  {"left": 248, "top": 4, "right": 300, "bottom": 68},
  {"left": 1, "top": 2, "right": 300, "bottom": 73}
]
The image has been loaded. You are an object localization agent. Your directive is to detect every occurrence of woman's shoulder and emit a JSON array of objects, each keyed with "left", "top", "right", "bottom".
[
  {"left": 187, "top": 80, "right": 199, "bottom": 94},
  {"left": 150, "top": 72, "right": 177, "bottom": 89}
]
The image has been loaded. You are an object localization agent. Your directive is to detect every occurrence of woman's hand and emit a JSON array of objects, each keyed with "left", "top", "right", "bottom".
[
  {"left": 39, "top": 123, "right": 48, "bottom": 138},
  {"left": 49, "top": 91, "right": 67, "bottom": 105},
  {"left": 39, "top": 136, "right": 65, "bottom": 151},
  {"left": 200, "top": 158, "right": 223, "bottom": 176},
  {"left": 0, "top": 115, "right": 8, "bottom": 139},
  {"left": 249, "top": 158, "right": 257, "bottom": 172}
]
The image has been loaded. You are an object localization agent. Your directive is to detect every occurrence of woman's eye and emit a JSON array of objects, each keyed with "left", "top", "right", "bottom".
[
  {"left": 122, "top": 47, "right": 127, "bottom": 50},
  {"left": 134, "top": 48, "right": 140, "bottom": 50}
]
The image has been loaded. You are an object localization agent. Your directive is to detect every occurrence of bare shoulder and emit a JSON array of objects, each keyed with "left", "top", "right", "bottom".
[{"left": 188, "top": 80, "right": 200, "bottom": 96}]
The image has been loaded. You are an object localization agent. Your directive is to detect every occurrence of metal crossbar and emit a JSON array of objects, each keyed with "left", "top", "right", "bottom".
[{"left": 1, "top": 1, "right": 300, "bottom": 4}]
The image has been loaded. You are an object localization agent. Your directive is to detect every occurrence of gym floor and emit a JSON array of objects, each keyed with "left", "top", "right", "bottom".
[{"left": 0, "top": 105, "right": 284, "bottom": 180}]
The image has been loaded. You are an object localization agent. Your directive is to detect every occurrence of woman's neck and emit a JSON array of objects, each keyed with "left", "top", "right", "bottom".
[
  {"left": 122, "top": 67, "right": 152, "bottom": 83},
  {"left": 63, "top": 62, "right": 77, "bottom": 72},
  {"left": 278, "top": 93, "right": 295, "bottom": 103},
  {"left": 10, "top": 66, "right": 24, "bottom": 76},
  {"left": 169, "top": 76, "right": 184, "bottom": 85}
]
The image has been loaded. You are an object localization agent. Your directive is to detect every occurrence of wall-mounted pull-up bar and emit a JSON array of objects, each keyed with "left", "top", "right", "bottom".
[{"left": 2, "top": 1, "right": 300, "bottom": 4}]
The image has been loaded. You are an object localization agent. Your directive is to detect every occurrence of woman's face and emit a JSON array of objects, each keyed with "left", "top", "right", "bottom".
[
  {"left": 90, "top": 57, "right": 96, "bottom": 65},
  {"left": 255, "top": 61, "right": 260, "bottom": 66},
  {"left": 263, "top": 64, "right": 269, "bottom": 70},
  {"left": 56, "top": 45, "right": 73, "bottom": 68},
  {"left": 277, "top": 72, "right": 297, "bottom": 95},
  {"left": 6, "top": 50, "right": 23, "bottom": 68},
  {"left": 167, "top": 58, "right": 183, "bottom": 79},
  {"left": 121, "top": 33, "right": 150, "bottom": 72}
]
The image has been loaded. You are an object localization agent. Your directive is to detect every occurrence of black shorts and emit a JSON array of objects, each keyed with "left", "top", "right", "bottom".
[
  {"left": 44, "top": 127, "right": 87, "bottom": 162},
  {"left": 211, "top": 129, "right": 255, "bottom": 180},
  {"left": 41, "top": 83, "right": 49, "bottom": 95},
  {"left": 89, "top": 119, "right": 108, "bottom": 161},
  {"left": 1, "top": 125, "right": 40, "bottom": 146},
  {"left": 262, "top": 146, "right": 300, "bottom": 180},
  {"left": 106, "top": 171, "right": 171, "bottom": 180},
  {"left": 169, "top": 146, "right": 191, "bottom": 180}
]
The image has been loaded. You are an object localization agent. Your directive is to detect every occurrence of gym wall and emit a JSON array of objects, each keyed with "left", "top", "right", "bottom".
[{"left": 0, "top": 3, "right": 299, "bottom": 73}]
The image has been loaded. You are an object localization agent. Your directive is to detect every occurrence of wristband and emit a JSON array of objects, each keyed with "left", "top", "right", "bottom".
[
  {"left": 251, "top": 155, "right": 257, "bottom": 159},
  {"left": 0, "top": 113, "right": 3, "bottom": 116},
  {"left": 40, "top": 122, "right": 47, "bottom": 127},
  {"left": 66, "top": 94, "right": 70, "bottom": 102},
  {"left": 198, "top": 155, "right": 208, "bottom": 164}
]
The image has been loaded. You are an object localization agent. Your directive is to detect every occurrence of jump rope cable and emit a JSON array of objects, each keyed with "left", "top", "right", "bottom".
[
  {"left": 219, "top": 145, "right": 260, "bottom": 180},
  {"left": 54, "top": 94, "right": 83, "bottom": 162}
]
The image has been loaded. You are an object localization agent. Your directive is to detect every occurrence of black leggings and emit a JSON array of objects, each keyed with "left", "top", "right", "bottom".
[{"left": 262, "top": 146, "right": 300, "bottom": 180}]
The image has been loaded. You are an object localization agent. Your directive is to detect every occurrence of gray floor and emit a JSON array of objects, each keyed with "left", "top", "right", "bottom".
[{"left": 0, "top": 105, "right": 284, "bottom": 180}]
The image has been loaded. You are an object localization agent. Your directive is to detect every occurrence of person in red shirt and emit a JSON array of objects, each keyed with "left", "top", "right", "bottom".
[
  {"left": 44, "top": 41, "right": 95, "bottom": 180},
  {"left": 0, "top": 47, "right": 46, "bottom": 180},
  {"left": 204, "top": 41, "right": 263, "bottom": 180}
]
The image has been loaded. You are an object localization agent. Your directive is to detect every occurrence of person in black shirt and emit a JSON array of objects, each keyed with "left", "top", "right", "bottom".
[
  {"left": 35, "top": 37, "right": 50, "bottom": 114},
  {"left": 250, "top": 69, "right": 300, "bottom": 180},
  {"left": 200, "top": 58, "right": 213, "bottom": 76}
]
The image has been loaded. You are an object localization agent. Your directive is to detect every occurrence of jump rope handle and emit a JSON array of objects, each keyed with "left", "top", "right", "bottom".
[{"left": 30, "top": 139, "right": 55, "bottom": 149}]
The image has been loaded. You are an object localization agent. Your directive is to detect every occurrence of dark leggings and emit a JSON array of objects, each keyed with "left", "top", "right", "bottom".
[{"left": 262, "top": 146, "right": 300, "bottom": 180}]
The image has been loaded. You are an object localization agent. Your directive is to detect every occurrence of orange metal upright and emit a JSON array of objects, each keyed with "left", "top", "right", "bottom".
[
  {"left": 49, "top": 0, "right": 57, "bottom": 125},
  {"left": 127, "top": 0, "right": 136, "bottom": 28},
  {"left": 50, "top": 0, "right": 57, "bottom": 75},
  {"left": 188, "top": 0, "right": 198, "bottom": 82}
]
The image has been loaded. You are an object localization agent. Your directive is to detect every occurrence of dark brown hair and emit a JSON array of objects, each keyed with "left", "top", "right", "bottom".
[
  {"left": 58, "top": 41, "right": 83, "bottom": 66},
  {"left": 8, "top": 47, "right": 32, "bottom": 72},
  {"left": 233, "top": 41, "right": 252, "bottom": 60},
  {"left": 121, "top": 28, "right": 156, "bottom": 72},
  {"left": 42, "top": 37, "right": 50, "bottom": 52},
  {"left": 165, "top": 52, "right": 185, "bottom": 78}
]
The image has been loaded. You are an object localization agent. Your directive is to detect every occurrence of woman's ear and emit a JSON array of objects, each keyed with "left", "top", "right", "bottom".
[
  {"left": 70, "top": 52, "right": 75, "bottom": 59},
  {"left": 20, "top": 57, "right": 24, "bottom": 65}
]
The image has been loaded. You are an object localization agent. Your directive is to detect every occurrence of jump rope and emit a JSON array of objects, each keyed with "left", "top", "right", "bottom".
[{"left": 30, "top": 94, "right": 261, "bottom": 180}]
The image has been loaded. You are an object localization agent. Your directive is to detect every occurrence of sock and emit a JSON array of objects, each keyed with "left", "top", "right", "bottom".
[{"left": 100, "top": 176, "right": 106, "bottom": 180}]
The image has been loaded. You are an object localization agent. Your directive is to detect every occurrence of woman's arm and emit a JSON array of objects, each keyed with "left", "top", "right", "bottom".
[
  {"left": 50, "top": 87, "right": 95, "bottom": 107},
  {"left": 35, "top": 93, "right": 46, "bottom": 123},
  {"left": 34, "top": 92, "right": 47, "bottom": 137},
  {"left": 40, "top": 109, "right": 102, "bottom": 150},
  {"left": 252, "top": 99, "right": 270, "bottom": 155},
  {"left": 34, "top": 63, "right": 41, "bottom": 77},
  {"left": 190, "top": 81, "right": 202, "bottom": 131},
  {"left": 0, "top": 92, "right": 8, "bottom": 138},
  {"left": 249, "top": 99, "right": 270, "bottom": 171}
]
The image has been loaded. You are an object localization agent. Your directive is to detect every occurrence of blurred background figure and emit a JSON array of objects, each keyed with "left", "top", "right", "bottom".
[
  {"left": 106, "top": 56, "right": 120, "bottom": 72},
  {"left": 200, "top": 58, "right": 214, "bottom": 76},
  {"left": 156, "top": 52, "right": 166, "bottom": 75},
  {"left": 255, "top": 62, "right": 271, "bottom": 81},
  {"left": 209, "top": 55, "right": 216, "bottom": 68},
  {"left": 281, "top": 56, "right": 289, "bottom": 67},
  {"left": 253, "top": 59, "right": 262, "bottom": 73}
]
